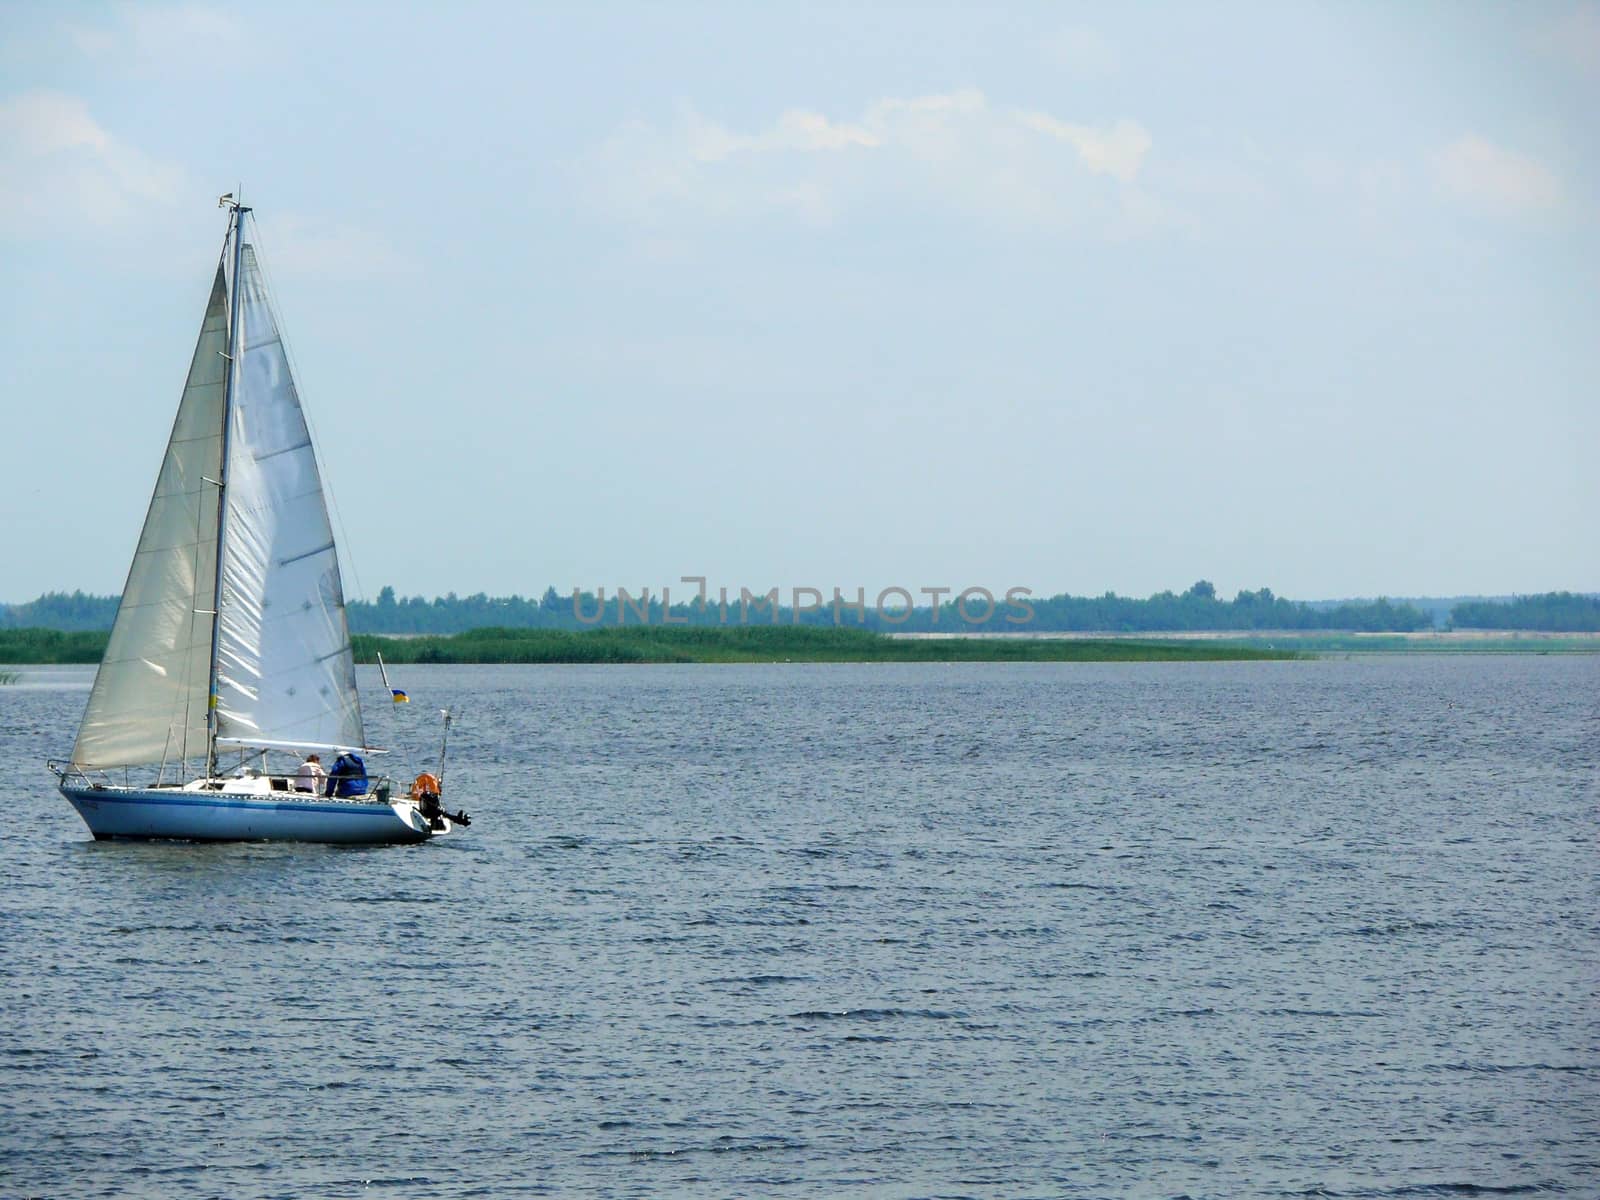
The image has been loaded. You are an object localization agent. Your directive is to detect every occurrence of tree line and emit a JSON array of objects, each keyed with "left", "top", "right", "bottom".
[
  {"left": 6, "top": 584, "right": 1594, "bottom": 635},
  {"left": 1448, "top": 592, "right": 1600, "bottom": 632},
  {"left": 311, "top": 582, "right": 1442, "bottom": 633}
]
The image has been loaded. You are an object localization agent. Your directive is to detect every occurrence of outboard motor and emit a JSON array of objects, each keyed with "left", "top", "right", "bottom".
[{"left": 410, "top": 772, "right": 470, "bottom": 830}]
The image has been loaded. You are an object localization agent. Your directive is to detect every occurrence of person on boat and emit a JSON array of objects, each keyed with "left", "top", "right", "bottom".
[
  {"left": 295, "top": 753, "right": 326, "bottom": 793},
  {"left": 324, "top": 752, "right": 368, "bottom": 799}
]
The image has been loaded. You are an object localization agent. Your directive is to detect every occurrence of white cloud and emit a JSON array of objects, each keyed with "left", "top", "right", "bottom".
[
  {"left": 65, "top": 3, "right": 242, "bottom": 71},
  {"left": 2, "top": 90, "right": 109, "bottom": 156},
  {"left": 254, "top": 214, "right": 414, "bottom": 281},
  {"left": 686, "top": 107, "right": 880, "bottom": 162},
  {"left": 1430, "top": 135, "right": 1565, "bottom": 216},
  {"left": 1039, "top": 27, "right": 1119, "bottom": 78},
  {"left": 0, "top": 90, "right": 183, "bottom": 235},
  {"left": 1013, "top": 112, "right": 1151, "bottom": 183},
  {"left": 586, "top": 90, "right": 1154, "bottom": 235}
]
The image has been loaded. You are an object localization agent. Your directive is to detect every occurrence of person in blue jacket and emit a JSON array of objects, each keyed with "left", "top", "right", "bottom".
[{"left": 324, "top": 752, "right": 368, "bottom": 798}]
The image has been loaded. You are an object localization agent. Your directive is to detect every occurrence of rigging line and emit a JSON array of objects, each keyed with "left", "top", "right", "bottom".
[{"left": 244, "top": 212, "right": 370, "bottom": 610}]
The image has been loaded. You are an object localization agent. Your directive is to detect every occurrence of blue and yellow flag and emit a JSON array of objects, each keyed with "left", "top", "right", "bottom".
[{"left": 377, "top": 653, "right": 409, "bottom": 704}]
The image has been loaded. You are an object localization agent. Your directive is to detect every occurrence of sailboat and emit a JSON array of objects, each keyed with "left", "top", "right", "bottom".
[{"left": 51, "top": 197, "right": 468, "bottom": 844}]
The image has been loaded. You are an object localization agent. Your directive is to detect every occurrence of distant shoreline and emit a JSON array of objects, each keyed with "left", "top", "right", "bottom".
[
  {"left": 8, "top": 588, "right": 1597, "bottom": 639},
  {"left": 5, "top": 625, "right": 1596, "bottom": 668},
  {"left": 0, "top": 626, "right": 1295, "bottom": 666},
  {"left": 346, "top": 628, "right": 1302, "bottom": 665},
  {"left": 891, "top": 629, "right": 1600, "bottom": 644},
  {"left": 883, "top": 630, "right": 1598, "bottom": 654}
]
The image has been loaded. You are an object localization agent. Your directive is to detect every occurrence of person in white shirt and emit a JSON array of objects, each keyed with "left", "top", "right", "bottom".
[{"left": 295, "top": 753, "right": 326, "bottom": 793}]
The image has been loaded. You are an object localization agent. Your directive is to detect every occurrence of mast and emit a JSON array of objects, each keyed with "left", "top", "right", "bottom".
[{"left": 205, "top": 200, "right": 251, "bottom": 778}]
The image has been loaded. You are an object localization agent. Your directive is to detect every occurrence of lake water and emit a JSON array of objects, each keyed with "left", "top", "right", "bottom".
[{"left": 2, "top": 657, "right": 1595, "bottom": 1198}]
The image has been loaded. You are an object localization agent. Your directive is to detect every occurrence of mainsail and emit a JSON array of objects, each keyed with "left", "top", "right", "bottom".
[
  {"left": 211, "top": 237, "right": 365, "bottom": 754},
  {"left": 71, "top": 213, "right": 365, "bottom": 771},
  {"left": 71, "top": 268, "right": 228, "bottom": 771}
]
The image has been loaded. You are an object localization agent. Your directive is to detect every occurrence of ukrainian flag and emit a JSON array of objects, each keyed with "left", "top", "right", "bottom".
[{"left": 377, "top": 652, "right": 409, "bottom": 703}]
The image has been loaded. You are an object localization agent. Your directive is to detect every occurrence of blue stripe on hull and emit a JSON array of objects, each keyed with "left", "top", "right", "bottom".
[{"left": 60, "top": 785, "right": 429, "bottom": 845}]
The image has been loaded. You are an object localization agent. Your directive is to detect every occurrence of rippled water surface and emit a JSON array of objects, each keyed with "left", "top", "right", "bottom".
[{"left": 3, "top": 657, "right": 1596, "bottom": 1198}]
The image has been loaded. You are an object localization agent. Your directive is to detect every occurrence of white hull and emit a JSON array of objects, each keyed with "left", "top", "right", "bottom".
[{"left": 59, "top": 780, "right": 447, "bottom": 845}]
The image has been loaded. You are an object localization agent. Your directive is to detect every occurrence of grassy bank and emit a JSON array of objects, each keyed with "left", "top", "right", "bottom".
[
  {"left": 2, "top": 625, "right": 1296, "bottom": 666},
  {"left": 0, "top": 629, "right": 109, "bottom": 664},
  {"left": 1197, "top": 633, "right": 1600, "bottom": 654},
  {"left": 16, "top": 624, "right": 1594, "bottom": 663},
  {"left": 352, "top": 626, "right": 1300, "bottom": 664}
]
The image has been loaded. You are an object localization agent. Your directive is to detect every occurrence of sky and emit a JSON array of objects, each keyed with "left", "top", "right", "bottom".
[{"left": 1, "top": 1, "right": 1596, "bottom": 604}]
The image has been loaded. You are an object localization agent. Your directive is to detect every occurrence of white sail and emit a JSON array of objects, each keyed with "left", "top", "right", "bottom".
[
  {"left": 211, "top": 235, "right": 366, "bottom": 753},
  {"left": 71, "top": 267, "right": 228, "bottom": 771}
]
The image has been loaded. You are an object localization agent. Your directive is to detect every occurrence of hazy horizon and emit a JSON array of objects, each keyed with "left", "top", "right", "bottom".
[
  {"left": 3, "top": 3, "right": 1595, "bottom": 601},
  {"left": 3, "top": 579, "right": 1591, "bottom": 611}
]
